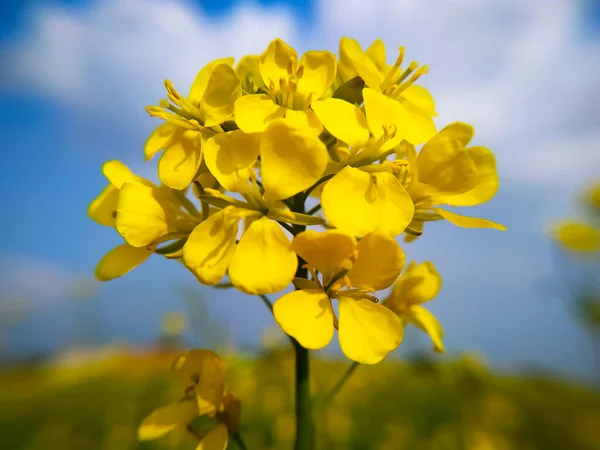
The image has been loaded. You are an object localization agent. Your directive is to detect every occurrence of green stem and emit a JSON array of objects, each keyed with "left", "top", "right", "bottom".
[
  {"left": 292, "top": 340, "right": 313, "bottom": 450},
  {"left": 232, "top": 431, "right": 247, "bottom": 450},
  {"left": 320, "top": 361, "right": 360, "bottom": 407},
  {"left": 307, "top": 203, "right": 322, "bottom": 216}
]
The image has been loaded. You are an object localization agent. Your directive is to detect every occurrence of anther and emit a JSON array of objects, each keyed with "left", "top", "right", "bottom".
[
  {"left": 286, "top": 57, "right": 295, "bottom": 76},
  {"left": 295, "top": 64, "right": 304, "bottom": 79}
]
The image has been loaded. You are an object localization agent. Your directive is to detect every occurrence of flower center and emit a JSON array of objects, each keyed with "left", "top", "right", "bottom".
[{"left": 268, "top": 57, "right": 312, "bottom": 110}]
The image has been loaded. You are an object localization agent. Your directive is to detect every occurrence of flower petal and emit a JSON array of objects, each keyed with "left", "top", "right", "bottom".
[
  {"left": 338, "top": 296, "right": 403, "bottom": 364},
  {"left": 363, "top": 88, "right": 407, "bottom": 150},
  {"left": 347, "top": 233, "right": 405, "bottom": 291},
  {"left": 435, "top": 208, "right": 506, "bottom": 231},
  {"left": 200, "top": 63, "right": 242, "bottom": 127},
  {"left": 158, "top": 130, "right": 204, "bottom": 190},
  {"left": 259, "top": 38, "right": 298, "bottom": 89},
  {"left": 234, "top": 94, "right": 286, "bottom": 133},
  {"left": 188, "top": 57, "right": 235, "bottom": 104},
  {"left": 552, "top": 220, "right": 600, "bottom": 253},
  {"left": 273, "top": 289, "right": 334, "bottom": 349},
  {"left": 95, "top": 243, "right": 152, "bottom": 282},
  {"left": 389, "top": 261, "right": 442, "bottom": 307},
  {"left": 145, "top": 122, "right": 178, "bottom": 161},
  {"left": 321, "top": 167, "right": 414, "bottom": 237},
  {"left": 311, "top": 98, "right": 369, "bottom": 147},
  {"left": 183, "top": 209, "right": 238, "bottom": 285},
  {"left": 88, "top": 184, "right": 119, "bottom": 227},
  {"left": 365, "top": 39, "right": 387, "bottom": 72},
  {"left": 229, "top": 217, "right": 297, "bottom": 294},
  {"left": 138, "top": 401, "right": 198, "bottom": 441},
  {"left": 203, "top": 130, "right": 260, "bottom": 193},
  {"left": 292, "top": 230, "right": 357, "bottom": 285},
  {"left": 172, "top": 349, "right": 225, "bottom": 416},
  {"left": 417, "top": 136, "right": 478, "bottom": 196},
  {"left": 116, "top": 183, "right": 170, "bottom": 247},
  {"left": 297, "top": 50, "right": 337, "bottom": 101},
  {"left": 434, "top": 146, "right": 499, "bottom": 207},
  {"left": 339, "top": 37, "right": 382, "bottom": 90},
  {"left": 401, "top": 101, "right": 437, "bottom": 146},
  {"left": 197, "top": 424, "right": 229, "bottom": 450},
  {"left": 237, "top": 54, "right": 266, "bottom": 93},
  {"left": 283, "top": 108, "right": 323, "bottom": 136},
  {"left": 102, "top": 160, "right": 137, "bottom": 188},
  {"left": 261, "top": 119, "right": 328, "bottom": 202},
  {"left": 399, "top": 85, "right": 436, "bottom": 115},
  {"left": 407, "top": 305, "right": 445, "bottom": 353}
]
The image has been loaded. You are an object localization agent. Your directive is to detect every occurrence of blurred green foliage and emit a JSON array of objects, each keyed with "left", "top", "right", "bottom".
[{"left": 0, "top": 348, "right": 599, "bottom": 450}]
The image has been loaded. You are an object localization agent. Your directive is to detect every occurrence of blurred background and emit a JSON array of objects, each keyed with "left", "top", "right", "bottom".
[{"left": 1, "top": 0, "right": 600, "bottom": 448}]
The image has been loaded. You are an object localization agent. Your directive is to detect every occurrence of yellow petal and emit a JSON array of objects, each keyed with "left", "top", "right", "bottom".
[
  {"left": 553, "top": 221, "right": 600, "bottom": 253},
  {"left": 321, "top": 167, "right": 414, "bottom": 237},
  {"left": 311, "top": 98, "right": 369, "bottom": 147},
  {"left": 261, "top": 119, "right": 328, "bottom": 202},
  {"left": 183, "top": 209, "right": 238, "bottom": 285},
  {"left": 116, "top": 183, "right": 170, "bottom": 247},
  {"left": 203, "top": 130, "right": 260, "bottom": 193},
  {"left": 237, "top": 54, "right": 266, "bottom": 93},
  {"left": 435, "top": 121, "right": 474, "bottom": 147},
  {"left": 88, "top": 184, "right": 119, "bottom": 227},
  {"left": 407, "top": 305, "right": 445, "bottom": 353},
  {"left": 284, "top": 108, "right": 323, "bottom": 136},
  {"left": 365, "top": 39, "right": 387, "bottom": 72},
  {"left": 273, "top": 289, "right": 334, "bottom": 349},
  {"left": 387, "top": 261, "right": 442, "bottom": 309},
  {"left": 435, "top": 208, "right": 506, "bottom": 231},
  {"left": 172, "top": 349, "right": 225, "bottom": 416},
  {"left": 259, "top": 38, "right": 298, "bottom": 89},
  {"left": 399, "top": 85, "right": 436, "bottom": 115},
  {"left": 145, "top": 122, "right": 178, "bottom": 161},
  {"left": 197, "top": 424, "right": 229, "bottom": 450},
  {"left": 401, "top": 102, "right": 437, "bottom": 146},
  {"left": 297, "top": 50, "right": 337, "bottom": 101},
  {"left": 339, "top": 37, "right": 382, "bottom": 90},
  {"left": 234, "top": 94, "right": 286, "bottom": 133},
  {"left": 362, "top": 88, "right": 406, "bottom": 150},
  {"left": 417, "top": 136, "right": 478, "bottom": 196},
  {"left": 188, "top": 57, "right": 235, "bottom": 104},
  {"left": 95, "top": 243, "right": 152, "bottom": 282},
  {"left": 158, "top": 130, "right": 203, "bottom": 190},
  {"left": 200, "top": 63, "right": 242, "bottom": 127},
  {"left": 337, "top": 296, "right": 403, "bottom": 364},
  {"left": 347, "top": 233, "right": 405, "bottom": 291},
  {"left": 102, "top": 160, "right": 137, "bottom": 188},
  {"left": 229, "top": 217, "right": 297, "bottom": 294},
  {"left": 434, "top": 146, "right": 499, "bottom": 207},
  {"left": 138, "top": 401, "right": 198, "bottom": 441},
  {"left": 292, "top": 230, "right": 357, "bottom": 285}
]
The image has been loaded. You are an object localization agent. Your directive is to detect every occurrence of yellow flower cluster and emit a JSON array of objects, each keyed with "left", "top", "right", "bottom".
[
  {"left": 138, "top": 350, "right": 239, "bottom": 449},
  {"left": 552, "top": 181, "right": 600, "bottom": 254},
  {"left": 89, "top": 37, "right": 504, "bottom": 364}
]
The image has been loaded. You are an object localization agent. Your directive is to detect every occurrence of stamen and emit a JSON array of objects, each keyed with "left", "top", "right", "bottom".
[
  {"left": 381, "top": 46, "right": 405, "bottom": 90},
  {"left": 391, "top": 64, "right": 429, "bottom": 98},
  {"left": 295, "top": 64, "right": 304, "bottom": 79},
  {"left": 286, "top": 57, "right": 295, "bottom": 76},
  {"left": 164, "top": 79, "right": 184, "bottom": 106}
]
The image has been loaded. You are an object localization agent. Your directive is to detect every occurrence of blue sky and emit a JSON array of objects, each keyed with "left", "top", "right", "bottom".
[{"left": 1, "top": 0, "right": 600, "bottom": 382}]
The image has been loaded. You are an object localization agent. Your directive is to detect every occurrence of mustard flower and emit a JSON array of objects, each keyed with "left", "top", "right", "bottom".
[
  {"left": 273, "top": 229, "right": 405, "bottom": 364},
  {"left": 233, "top": 38, "right": 336, "bottom": 134},
  {"left": 552, "top": 221, "right": 600, "bottom": 253},
  {"left": 138, "top": 349, "right": 241, "bottom": 450}
]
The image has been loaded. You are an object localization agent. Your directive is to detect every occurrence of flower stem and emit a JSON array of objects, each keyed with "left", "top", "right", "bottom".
[
  {"left": 292, "top": 339, "right": 313, "bottom": 450},
  {"left": 232, "top": 431, "right": 248, "bottom": 450},
  {"left": 320, "top": 361, "right": 360, "bottom": 407}
]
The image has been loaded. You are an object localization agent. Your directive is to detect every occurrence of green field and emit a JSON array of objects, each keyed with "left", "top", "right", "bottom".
[{"left": 1, "top": 348, "right": 599, "bottom": 450}]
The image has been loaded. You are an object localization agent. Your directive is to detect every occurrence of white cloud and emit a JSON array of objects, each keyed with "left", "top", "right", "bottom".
[{"left": 5, "top": 0, "right": 599, "bottom": 190}]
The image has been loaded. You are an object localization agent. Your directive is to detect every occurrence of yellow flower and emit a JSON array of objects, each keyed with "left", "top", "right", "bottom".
[
  {"left": 233, "top": 38, "right": 336, "bottom": 135},
  {"left": 584, "top": 182, "right": 600, "bottom": 211},
  {"left": 337, "top": 37, "right": 436, "bottom": 145},
  {"left": 183, "top": 119, "right": 328, "bottom": 294},
  {"left": 383, "top": 261, "right": 445, "bottom": 353},
  {"left": 400, "top": 122, "right": 505, "bottom": 237},
  {"left": 88, "top": 161, "right": 167, "bottom": 281},
  {"left": 552, "top": 220, "right": 600, "bottom": 253},
  {"left": 145, "top": 58, "right": 242, "bottom": 189},
  {"left": 139, "top": 349, "right": 241, "bottom": 450},
  {"left": 273, "top": 230, "right": 405, "bottom": 364}
]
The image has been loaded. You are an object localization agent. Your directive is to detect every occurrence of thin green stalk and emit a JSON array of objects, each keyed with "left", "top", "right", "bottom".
[
  {"left": 320, "top": 361, "right": 360, "bottom": 407},
  {"left": 292, "top": 340, "right": 313, "bottom": 450},
  {"left": 232, "top": 431, "right": 247, "bottom": 450},
  {"left": 307, "top": 203, "right": 322, "bottom": 216}
]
